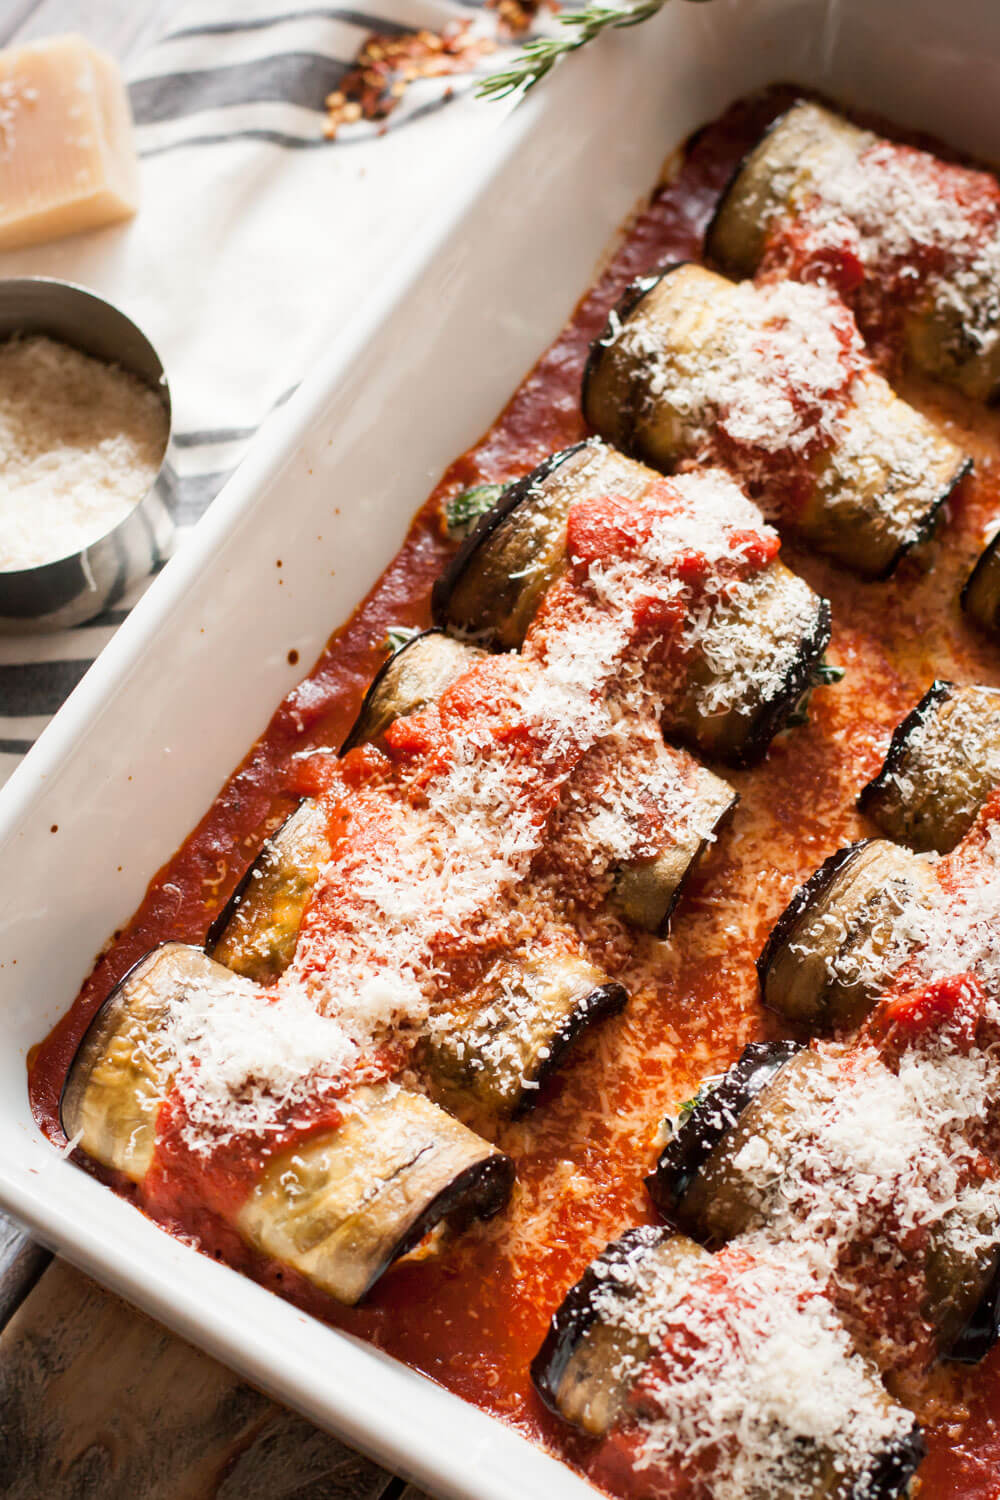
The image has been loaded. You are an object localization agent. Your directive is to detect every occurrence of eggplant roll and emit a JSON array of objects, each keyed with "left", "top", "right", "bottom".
[
  {"left": 533, "top": 1228, "right": 923, "bottom": 1499},
  {"left": 582, "top": 262, "right": 969, "bottom": 578},
  {"left": 859, "top": 680, "right": 1000, "bottom": 853},
  {"left": 707, "top": 99, "right": 1000, "bottom": 403},
  {"left": 757, "top": 839, "right": 937, "bottom": 1029},
  {"left": 434, "top": 439, "right": 831, "bottom": 765},
  {"left": 648, "top": 1045, "right": 1000, "bottom": 1362},
  {"left": 61, "top": 942, "right": 219, "bottom": 1181},
  {"left": 612, "top": 762, "right": 738, "bottom": 933},
  {"left": 433, "top": 440, "right": 651, "bottom": 650},
  {"left": 212, "top": 631, "right": 483, "bottom": 981},
  {"left": 648, "top": 1044, "right": 826, "bottom": 1248},
  {"left": 667, "top": 559, "right": 831, "bottom": 767},
  {"left": 963, "top": 531, "right": 1000, "bottom": 640},
  {"left": 646, "top": 1039, "right": 802, "bottom": 1237},
  {"left": 421, "top": 950, "right": 628, "bottom": 1123},
  {"left": 531, "top": 1225, "right": 706, "bottom": 1436},
  {"left": 209, "top": 798, "right": 331, "bottom": 982},
  {"left": 706, "top": 101, "right": 868, "bottom": 280},
  {"left": 340, "top": 627, "right": 484, "bottom": 752},
  {"left": 237, "top": 1083, "right": 513, "bottom": 1305},
  {"left": 62, "top": 946, "right": 513, "bottom": 1304}
]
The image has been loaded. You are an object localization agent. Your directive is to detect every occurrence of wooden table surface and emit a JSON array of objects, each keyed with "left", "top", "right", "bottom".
[{"left": 0, "top": 5, "right": 432, "bottom": 1496}]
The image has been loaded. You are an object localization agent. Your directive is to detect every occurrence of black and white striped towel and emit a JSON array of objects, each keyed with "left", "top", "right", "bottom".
[{"left": 0, "top": 0, "right": 522, "bottom": 783}]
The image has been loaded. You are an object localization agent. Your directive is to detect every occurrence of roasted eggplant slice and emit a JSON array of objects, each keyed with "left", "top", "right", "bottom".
[
  {"left": 612, "top": 762, "right": 738, "bottom": 933},
  {"left": 237, "top": 1083, "right": 513, "bottom": 1305},
  {"left": 757, "top": 840, "right": 937, "bottom": 1029},
  {"left": 531, "top": 1226, "right": 705, "bottom": 1436},
  {"left": 433, "top": 439, "right": 830, "bottom": 765},
  {"left": 707, "top": 98, "right": 1000, "bottom": 403},
  {"left": 60, "top": 942, "right": 219, "bottom": 1180},
  {"left": 340, "top": 628, "right": 484, "bottom": 752},
  {"left": 859, "top": 680, "right": 1000, "bottom": 853},
  {"left": 582, "top": 262, "right": 969, "bottom": 578},
  {"left": 422, "top": 951, "right": 627, "bottom": 1124},
  {"left": 432, "top": 441, "right": 650, "bottom": 649},
  {"left": 211, "top": 632, "right": 484, "bottom": 980},
  {"left": 705, "top": 100, "right": 859, "bottom": 277},
  {"left": 667, "top": 561, "right": 832, "bottom": 766},
  {"left": 645, "top": 1040, "right": 802, "bottom": 1235},
  {"left": 649, "top": 1044, "right": 1000, "bottom": 1364},
  {"left": 209, "top": 798, "right": 331, "bottom": 982},
  {"left": 963, "top": 532, "right": 1000, "bottom": 640},
  {"left": 64, "top": 955, "right": 513, "bottom": 1306},
  {"left": 535, "top": 1228, "right": 923, "bottom": 1499}
]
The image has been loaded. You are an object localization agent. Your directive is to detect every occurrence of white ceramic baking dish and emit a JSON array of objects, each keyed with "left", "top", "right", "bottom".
[{"left": 3, "top": 2, "right": 1000, "bottom": 1494}]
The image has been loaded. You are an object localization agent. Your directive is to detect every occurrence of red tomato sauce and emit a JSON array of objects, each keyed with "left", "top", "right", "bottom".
[{"left": 27, "top": 87, "right": 1000, "bottom": 1497}]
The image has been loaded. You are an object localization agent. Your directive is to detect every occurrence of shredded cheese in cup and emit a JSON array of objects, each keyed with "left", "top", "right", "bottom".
[{"left": 0, "top": 333, "right": 168, "bottom": 572}]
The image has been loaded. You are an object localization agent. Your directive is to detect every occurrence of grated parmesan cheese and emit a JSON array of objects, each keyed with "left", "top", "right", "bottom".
[
  {"left": 588, "top": 1239, "right": 915, "bottom": 1500},
  {"left": 767, "top": 127, "right": 1000, "bottom": 362},
  {"left": 151, "top": 967, "right": 358, "bottom": 1154},
  {"left": 0, "top": 333, "right": 167, "bottom": 571},
  {"left": 618, "top": 275, "right": 862, "bottom": 461},
  {"left": 289, "top": 467, "right": 779, "bottom": 1062}
]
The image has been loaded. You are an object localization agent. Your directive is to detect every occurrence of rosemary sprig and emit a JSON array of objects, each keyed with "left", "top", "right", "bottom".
[{"left": 477, "top": 1, "right": 670, "bottom": 100}]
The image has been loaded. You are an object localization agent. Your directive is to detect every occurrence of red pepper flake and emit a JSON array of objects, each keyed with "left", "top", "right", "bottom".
[
  {"left": 323, "top": 22, "right": 496, "bottom": 139},
  {"left": 487, "top": 0, "right": 556, "bottom": 38}
]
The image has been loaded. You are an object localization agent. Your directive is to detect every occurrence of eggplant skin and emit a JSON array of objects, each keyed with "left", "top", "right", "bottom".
[
  {"left": 340, "top": 627, "right": 481, "bottom": 753},
  {"left": 212, "top": 634, "right": 481, "bottom": 979},
  {"left": 613, "top": 775, "right": 739, "bottom": 936},
  {"left": 527, "top": 980, "right": 628, "bottom": 1104},
  {"left": 59, "top": 943, "right": 172, "bottom": 1152},
  {"left": 60, "top": 943, "right": 238, "bottom": 1183},
  {"left": 580, "top": 263, "right": 690, "bottom": 450},
  {"left": 749, "top": 593, "right": 833, "bottom": 766},
  {"left": 645, "top": 1040, "right": 801, "bottom": 1223},
  {"left": 755, "top": 839, "right": 872, "bottom": 1023},
  {"left": 702, "top": 106, "right": 799, "bottom": 273},
  {"left": 962, "top": 531, "right": 1000, "bottom": 639},
  {"left": 203, "top": 817, "right": 297, "bottom": 958},
  {"left": 431, "top": 443, "right": 589, "bottom": 643},
  {"left": 857, "top": 680, "right": 954, "bottom": 821},
  {"left": 858, "top": 1426, "right": 926, "bottom": 1500},
  {"left": 701, "top": 592, "right": 832, "bottom": 771},
  {"left": 530, "top": 1225, "right": 675, "bottom": 1420},
  {"left": 947, "top": 1261, "right": 1000, "bottom": 1364},
  {"left": 758, "top": 838, "right": 937, "bottom": 1031},
  {"left": 424, "top": 970, "right": 628, "bottom": 1126},
  {"left": 207, "top": 798, "right": 331, "bottom": 982},
  {"left": 878, "top": 456, "right": 972, "bottom": 581},
  {"left": 238, "top": 1086, "right": 515, "bottom": 1305},
  {"left": 854, "top": 679, "right": 1000, "bottom": 854}
]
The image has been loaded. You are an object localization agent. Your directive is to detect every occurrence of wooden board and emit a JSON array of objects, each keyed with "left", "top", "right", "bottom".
[{"left": 0, "top": 1260, "right": 399, "bottom": 1500}]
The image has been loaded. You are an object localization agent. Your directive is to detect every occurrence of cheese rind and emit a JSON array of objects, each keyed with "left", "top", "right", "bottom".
[{"left": 0, "top": 34, "right": 139, "bottom": 252}]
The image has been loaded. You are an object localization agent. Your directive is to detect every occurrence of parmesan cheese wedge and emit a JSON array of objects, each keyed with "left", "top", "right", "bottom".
[{"left": 0, "top": 35, "right": 139, "bottom": 252}]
